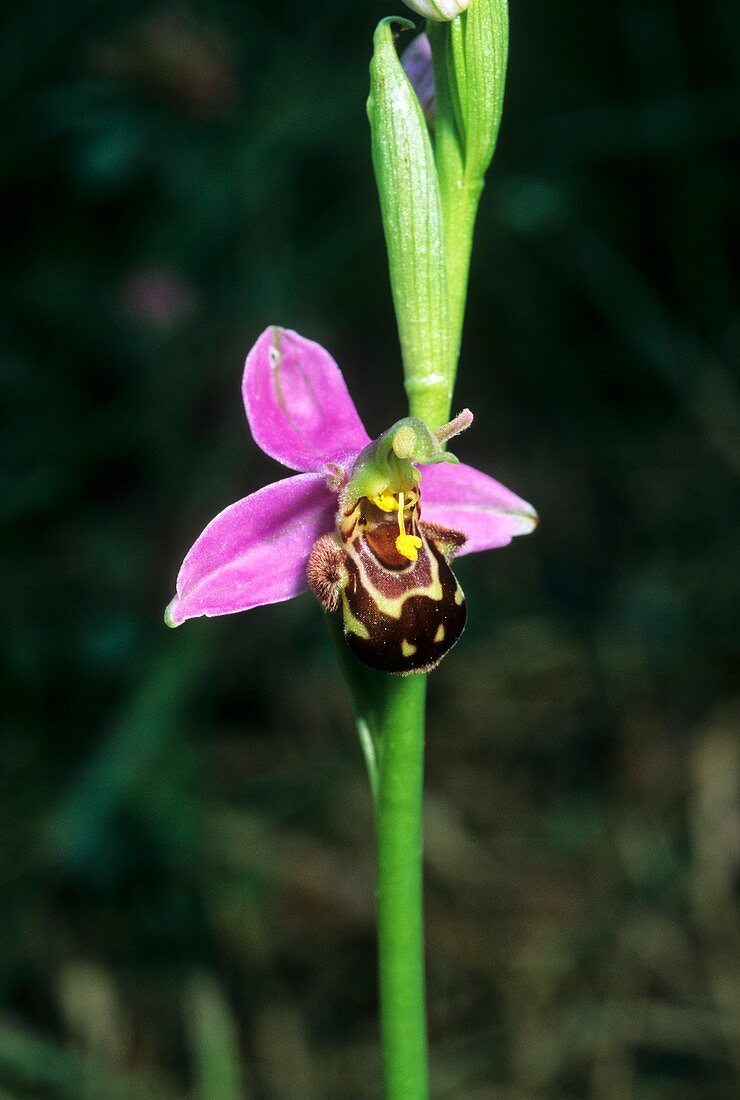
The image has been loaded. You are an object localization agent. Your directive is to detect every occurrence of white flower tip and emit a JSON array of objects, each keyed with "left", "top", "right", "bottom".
[
  {"left": 517, "top": 507, "right": 539, "bottom": 534},
  {"left": 164, "top": 599, "right": 181, "bottom": 628},
  {"left": 402, "top": 0, "right": 469, "bottom": 22}
]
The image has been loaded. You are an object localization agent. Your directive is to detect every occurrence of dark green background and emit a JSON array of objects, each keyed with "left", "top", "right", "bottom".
[{"left": 2, "top": 1, "right": 738, "bottom": 1097}]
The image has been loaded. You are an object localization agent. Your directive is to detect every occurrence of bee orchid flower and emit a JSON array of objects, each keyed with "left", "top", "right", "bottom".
[{"left": 166, "top": 327, "right": 536, "bottom": 673}]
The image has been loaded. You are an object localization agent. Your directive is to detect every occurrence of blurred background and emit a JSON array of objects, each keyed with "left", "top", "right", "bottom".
[{"left": 1, "top": 0, "right": 739, "bottom": 1096}]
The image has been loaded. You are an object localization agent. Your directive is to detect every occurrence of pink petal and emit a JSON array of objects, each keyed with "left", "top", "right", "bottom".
[
  {"left": 166, "top": 473, "right": 336, "bottom": 625},
  {"left": 243, "top": 327, "right": 370, "bottom": 472},
  {"left": 419, "top": 461, "right": 537, "bottom": 557}
]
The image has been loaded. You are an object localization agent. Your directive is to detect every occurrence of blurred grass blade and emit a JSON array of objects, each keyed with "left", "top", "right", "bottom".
[
  {"left": 51, "top": 633, "right": 208, "bottom": 869},
  {"left": 187, "top": 974, "right": 248, "bottom": 1100},
  {"left": 0, "top": 1018, "right": 184, "bottom": 1100}
]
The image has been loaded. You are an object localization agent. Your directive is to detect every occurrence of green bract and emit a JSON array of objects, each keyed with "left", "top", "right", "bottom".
[
  {"left": 367, "top": 18, "right": 455, "bottom": 431},
  {"left": 369, "top": 3, "right": 510, "bottom": 426},
  {"left": 460, "top": 0, "right": 509, "bottom": 187},
  {"left": 428, "top": 0, "right": 509, "bottom": 353}
]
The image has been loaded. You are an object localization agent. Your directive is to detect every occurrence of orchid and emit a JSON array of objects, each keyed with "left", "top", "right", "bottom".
[
  {"left": 167, "top": 5, "right": 526, "bottom": 1092},
  {"left": 166, "top": 326, "right": 536, "bottom": 673}
]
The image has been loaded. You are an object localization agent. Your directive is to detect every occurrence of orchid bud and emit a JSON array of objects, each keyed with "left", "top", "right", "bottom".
[{"left": 403, "top": 0, "right": 469, "bottom": 21}]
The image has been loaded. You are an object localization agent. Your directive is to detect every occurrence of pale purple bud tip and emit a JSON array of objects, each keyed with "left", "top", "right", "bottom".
[{"left": 401, "top": 33, "right": 435, "bottom": 123}]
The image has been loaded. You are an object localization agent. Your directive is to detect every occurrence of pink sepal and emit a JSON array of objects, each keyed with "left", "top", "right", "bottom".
[
  {"left": 419, "top": 461, "right": 537, "bottom": 557},
  {"left": 243, "top": 327, "right": 370, "bottom": 473},
  {"left": 167, "top": 472, "right": 335, "bottom": 624}
]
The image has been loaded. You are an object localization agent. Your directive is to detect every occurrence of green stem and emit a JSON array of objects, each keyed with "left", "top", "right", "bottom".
[
  {"left": 327, "top": 615, "right": 429, "bottom": 1098},
  {"left": 440, "top": 182, "right": 482, "bottom": 359},
  {"left": 376, "top": 673, "right": 428, "bottom": 1099},
  {"left": 343, "top": 16, "right": 514, "bottom": 1091}
]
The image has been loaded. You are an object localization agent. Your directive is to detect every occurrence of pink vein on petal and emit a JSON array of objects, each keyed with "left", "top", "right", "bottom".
[{"left": 243, "top": 327, "right": 371, "bottom": 472}]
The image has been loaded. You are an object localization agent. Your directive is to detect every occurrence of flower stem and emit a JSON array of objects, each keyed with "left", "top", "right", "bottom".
[
  {"left": 376, "top": 672, "right": 428, "bottom": 1100},
  {"left": 326, "top": 615, "right": 429, "bottom": 1097}
]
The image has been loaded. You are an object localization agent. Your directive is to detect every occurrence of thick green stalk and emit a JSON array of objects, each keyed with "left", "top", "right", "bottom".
[
  {"left": 366, "top": 371, "right": 454, "bottom": 1099},
  {"left": 327, "top": 617, "right": 430, "bottom": 1098},
  {"left": 349, "top": 12, "right": 511, "bottom": 1095},
  {"left": 376, "top": 673, "right": 428, "bottom": 1100}
]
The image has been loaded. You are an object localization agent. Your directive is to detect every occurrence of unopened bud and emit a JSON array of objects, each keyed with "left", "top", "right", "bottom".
[{"left": 403, "top": 0, "right": 469, "bottom": 22}]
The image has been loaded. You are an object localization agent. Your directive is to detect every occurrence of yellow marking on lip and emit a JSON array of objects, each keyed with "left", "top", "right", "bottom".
[
  {"left": 401, "top": 640, "right": 417, "bottom": 657},
  {"left": 454, "top": 586, "right": 464, "bottom": 606},
  {"left": 345, "top": 535, "right": 445, "bottom": 620},
  {"left": 340, "top": 590, "right": 370, "bottom": 640},
  {"left": 434, "top": 624, "right": 445, "bottom": 644}
]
